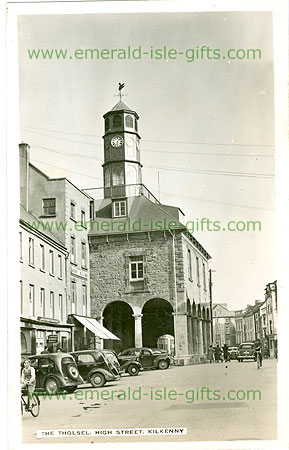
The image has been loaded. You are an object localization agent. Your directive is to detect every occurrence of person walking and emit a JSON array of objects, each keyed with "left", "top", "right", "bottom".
[
  {"left": 207, "top": 345, "right": 215, "bottom": 363},
  {"left": 214, "top": 344, "right": 221, "bottom": 363},
  {"left": 223, "top": 344, "right": 229, "bottom": 362}
]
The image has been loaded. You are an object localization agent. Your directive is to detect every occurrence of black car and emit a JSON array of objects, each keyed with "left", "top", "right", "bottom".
[
  {"left": 28, "top": 353, "right": 83, "bottom": 394},
  {"left": 118, "top": 347, "right": 170, "bottom": 370},
  {"left": 71, "top": 350, "right": 120, "bottom": 388},
  {"left": 102, "top": 349, "right": 141, "bottom": 376}
]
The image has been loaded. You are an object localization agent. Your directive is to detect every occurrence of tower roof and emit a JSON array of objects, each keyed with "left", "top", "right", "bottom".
[{"left": 111, "top": 100, "right": 132, "bottom": 111}]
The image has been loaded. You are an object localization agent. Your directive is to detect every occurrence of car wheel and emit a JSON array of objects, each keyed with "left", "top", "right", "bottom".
[
  {"left": 66, "top": 364, "right": 79, "bottom": 380},
  {"left": 158, "top": 360, "right": 169, "bottom": 370},
  {"left": 65, "top": 386, "right": 77, "bottom": 394},
  {"left": 45, "top": 378, "right": 59, "bottom": 395},
  {"left": 90, "top": 372, "right": 106, "bottom": 388},
  {"left": 127, "top": 364, "right": 139, "bottom": 376}
]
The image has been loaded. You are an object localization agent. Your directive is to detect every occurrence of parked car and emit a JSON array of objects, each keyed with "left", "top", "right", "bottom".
[
  {"left": 228, "top": 346, "right": 238, "bottom": 360},
  {"left": 237, "top": 343, "right": 255, "bottom": 362},
  {"left": 118, "top": 347, "right": 170, "bottom": 370},
  {"left": 71, "top": 350, "right": 120, "bottom": 388},
  {"left": 102, "top": 349, "right": 141, "bottom": 376},
  {"left": 28, "top": 353, "right": 83, "bottom": 394}
]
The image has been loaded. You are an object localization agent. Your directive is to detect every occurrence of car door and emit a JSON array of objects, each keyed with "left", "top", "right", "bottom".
[
  {"left": 37, "top": 357, "right": 55, "bottom": 388},
  {"left": 75, "top": 354, "right": 95, "bottom": 381},
  {"left": 139, "top": 349, "right": 155, "bottom": 368}
]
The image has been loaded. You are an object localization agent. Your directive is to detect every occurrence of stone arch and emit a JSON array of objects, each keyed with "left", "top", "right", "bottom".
[
  {"left": 192, "top": 301, "right": 197, "bottom": 317},
  {"left": 197, "top": 304, "right": 202, "bottom": 318},
  {"left": 103, "top": 301, "right": 134, "bottom": 353},
  {"left": 141, "top": 298, "right": 174, "bottom": 348}
]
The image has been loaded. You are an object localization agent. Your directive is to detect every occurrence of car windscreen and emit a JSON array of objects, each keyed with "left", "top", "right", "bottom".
[
  {"left": 240, "top": 344, "right": 253, "bottom": 349},
  {"left": 104, "top": 352, "right": 119, "bottom": 365}
]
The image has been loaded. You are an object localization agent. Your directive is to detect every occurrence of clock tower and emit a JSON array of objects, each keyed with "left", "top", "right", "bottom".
[{"left": 102, "top": 95, "right": 142, "bottom": 200}]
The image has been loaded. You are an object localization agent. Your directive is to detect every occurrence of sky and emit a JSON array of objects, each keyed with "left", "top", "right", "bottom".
[{"left": 18, "top": 11, "right": 275, "bottom": 310}]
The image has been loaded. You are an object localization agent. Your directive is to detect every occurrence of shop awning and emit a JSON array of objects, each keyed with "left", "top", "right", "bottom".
[{"left": 72, "top": 315, "right": 120, "bottom": 340}]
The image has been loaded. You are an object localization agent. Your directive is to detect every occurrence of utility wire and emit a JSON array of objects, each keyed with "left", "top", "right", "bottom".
[
  {"left": 29, "top": 145, "right": 274, "bottom": 179},
  {"left": 21, "top": 125, "right": 275, "bottom": 150}
]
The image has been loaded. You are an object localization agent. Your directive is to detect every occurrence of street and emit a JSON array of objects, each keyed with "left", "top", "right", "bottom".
[{"left": 22, "top": 359, "right": 277, "bottom": 443}]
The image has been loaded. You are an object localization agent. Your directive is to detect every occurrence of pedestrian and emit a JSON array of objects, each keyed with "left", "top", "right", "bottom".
[
  {"left": 207, "top": 345, "right": 214, "bottom": 363},
  {"left": 21, "top": 358, "right": 36, "bottom": 411},
  {"left": 214, "top": 344, "right": 221, "bottom": 363},
  {"left": 223, "top": 344, "right": 229, "bottom": 362},
  {"left": 41, "top": 346, "right": 49, "bottom": 354}
]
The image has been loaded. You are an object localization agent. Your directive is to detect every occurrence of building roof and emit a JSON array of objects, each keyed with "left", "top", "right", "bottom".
[
  {"left": 89, "top": 195, "right": 211, "bottom": 259},
  {"left": 213, "top": 303, "right": 235, "bottom": 318},
  {"left": 20, "top": 205, "right": 66, "bottom": 250}
]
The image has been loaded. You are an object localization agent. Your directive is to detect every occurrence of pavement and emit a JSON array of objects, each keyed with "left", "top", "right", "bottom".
[{"left": 22, "top": 358, "right": 277, "bottom": 444}]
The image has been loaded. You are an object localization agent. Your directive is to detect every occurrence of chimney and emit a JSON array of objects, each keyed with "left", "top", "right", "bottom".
[{"left": 19, "top": 143, "right": 30, "bottom": 210}]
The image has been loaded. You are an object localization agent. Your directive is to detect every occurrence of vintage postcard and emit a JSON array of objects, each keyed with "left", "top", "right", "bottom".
[{"left": 5, "top": 1, "right": 289, "bottom": 449}]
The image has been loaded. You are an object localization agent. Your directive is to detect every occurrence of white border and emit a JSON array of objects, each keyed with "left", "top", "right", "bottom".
[{"left": 6, "top": 1, "right": 289, "bottom": 450}]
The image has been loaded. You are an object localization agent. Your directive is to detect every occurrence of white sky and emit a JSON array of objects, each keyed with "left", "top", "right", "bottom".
[{"left": 18, "top": 11, "right": 275, "bottom": 310}]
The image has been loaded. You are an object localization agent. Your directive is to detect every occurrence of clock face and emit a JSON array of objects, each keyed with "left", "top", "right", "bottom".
[{"left": 111, "top": 135, "right": 124, "bottom": 148}]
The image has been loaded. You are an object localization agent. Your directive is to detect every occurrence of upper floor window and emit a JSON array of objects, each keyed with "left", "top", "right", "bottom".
[
  {"left": 113, "top": 115, "right": 122, "bottom": 128},
  {"left": 59, "top": 294, "right": 63, "bottom": 321},
  {"left": 29, "top": 237, "right": 34, "bottom": 266},
  {"left": 187, "top": 249, "right": 192, "bottom": 280},
  {"left": 113, "top": 200, "right": 126, "bottom": 218},
  {"left": 89, "top": 200, "right": 95, "bottom": 220},
  {"left": 58, "top": 254, "right": 63, "bottom": 279},
  {"left": 196, "top": 256, "right": 200, "bottom": 285},
  {"left": 202, "top": 262, "right": 207, "bottom": 290},
  {"left": 81, "top": 242, "right": 87, "bottom": 268},
  {"left": 130, "top": 256, "right": 144, "bottom": 281},
  {"left": 81, "top": 210, "right": 86, "bottom": 227},
  {"left": 49, "top": 250, "right": 54, "bottom": 275},
  {"left": 82, "top": 284, "right": 87, "bottom": 316},
  {"left": 42, "top": 198, "right": 56, "bottom": 216},
  {"left": 70, "top": 201, "right": 76, "bottom": 220},
  {"left": 20, "top": 281, "right": 23, "bottom": 314},
  {"left": 104, "top": 168, "right": 111, "bottom": 187},
  {"left": 71, "top": 281, "right": 76, "bottom": 314},
  {"left": 71, "top": 236, "right": 76, "bottom": 264},
  {"left": 112, "top": 166, "right": 124, "bottom": 186},
  {"left": 125, "top": 115, "right": 133, "bottom": 128},
  {"left": 40, "top": 244, "right": 45, "bottom": 271}
]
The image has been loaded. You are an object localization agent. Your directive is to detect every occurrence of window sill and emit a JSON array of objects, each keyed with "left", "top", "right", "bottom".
[
  {"left": 58, "top": 276, "right": 63, "bottom": 281},
  {"left": 40, "top": 268, "right": 46, "bottom": 273},
  {"left": 81, "top": 265, "right": 87, "bottom": 270},
  {"left": 40, "top": 214, "right": 56, "bottom": 218},
  {"left": 20, "top": 259, "right": 23, "bottom": 263},
  {"left": 49, "top": 273, "right": 55, "bottom": 277},
  {"left": 188, "top": 277, "right": 193, "bottom": 283},
  {"left": 70, "top": 261, "right": 78, "bottom": 266},
  {"left": 29, "top": 264, "right": 35, "bottom": 269},
  {"left": 70, "top": 217, "right": 77, "bottom": 222}
]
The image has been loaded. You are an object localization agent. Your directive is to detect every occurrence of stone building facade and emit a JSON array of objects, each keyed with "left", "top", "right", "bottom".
[{"left": 88, "top": 96, "right": 212, "bottom": 365}]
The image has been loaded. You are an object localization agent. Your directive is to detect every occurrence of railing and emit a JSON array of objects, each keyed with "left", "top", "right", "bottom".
[{"left": 83, "top": 183, "right": 161, "bottom": 204}]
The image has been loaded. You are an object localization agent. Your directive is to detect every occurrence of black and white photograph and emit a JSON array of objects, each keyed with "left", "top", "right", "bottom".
[{"left": 4, "top": 1, "right": 289, "bottom": 449}]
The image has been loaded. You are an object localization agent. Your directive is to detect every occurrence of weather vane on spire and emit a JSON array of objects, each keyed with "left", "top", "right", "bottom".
[{"left": 117, "top": 82, "right": 126, "bottom": 100}]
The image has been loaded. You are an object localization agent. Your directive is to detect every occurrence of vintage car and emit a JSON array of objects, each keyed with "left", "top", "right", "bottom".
[
  {"left": 118, "top": 347, "right": 170, "bottom": 370},
  {"left": 102, "top": 349, "right": 141, "bottom": 376},
  {"left": 237, "top": 343, "right": 255, "bottom": 362},
  {"left": 71, "top": 350, "right": 120, "bottom": 388},
  {"left": 28, "top": 353, "right": 83, "bottom": 394},
  {"left": 228, "top": 346, "right": 238, "bottom": 360}
]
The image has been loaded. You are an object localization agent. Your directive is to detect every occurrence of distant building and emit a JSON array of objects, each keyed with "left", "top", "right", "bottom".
[
  {"left": 212, "top": 303, "right": 236, "bottom": 347},
  {"left": 88, "top": 97, "right": 213, "bottom": 365},
  {"left": 265, "top": 281, "right": 277, "bottom": 357}
]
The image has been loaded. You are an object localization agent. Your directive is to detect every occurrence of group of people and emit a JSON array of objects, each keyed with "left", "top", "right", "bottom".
[{"left": 207, "top": 343, "right": 230, "bottom": 363}]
